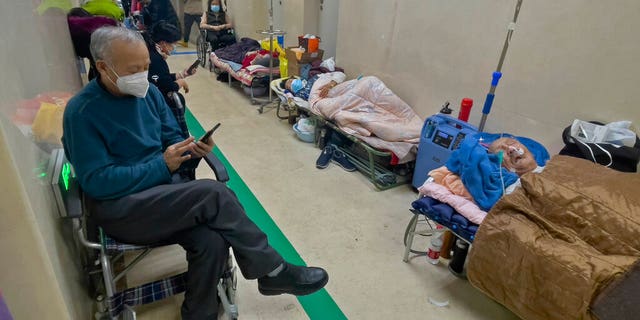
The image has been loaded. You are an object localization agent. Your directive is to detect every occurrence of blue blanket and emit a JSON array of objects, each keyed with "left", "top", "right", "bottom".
[
  {"left": 446, "top": 136, "right": 518, "bottom": 211},
  {"left": 476, "top": 133, "right": 549, "bottom": 166}
]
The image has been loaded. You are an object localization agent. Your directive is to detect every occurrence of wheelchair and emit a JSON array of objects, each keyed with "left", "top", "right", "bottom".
[
  {"left": 52, "top": 94, "right": 239, "bottom": 320},
  {"left": 196, "top": 28, "right": 236, "bottom": 73},
  {"left": 196, "top": 29, "right": 212, "bottom": 71}
]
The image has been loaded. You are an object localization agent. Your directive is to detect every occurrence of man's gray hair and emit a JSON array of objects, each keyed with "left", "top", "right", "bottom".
[{"left": 90, "top": 26, "right": 145, "bottom": 62}]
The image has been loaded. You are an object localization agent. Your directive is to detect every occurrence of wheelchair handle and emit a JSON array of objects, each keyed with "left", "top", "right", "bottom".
[
  {"left": 169, "top": 92, "right": 184, "bottom": 109},
  {"left": 73, "top": 219, "right": 102, "bottom": 250}
]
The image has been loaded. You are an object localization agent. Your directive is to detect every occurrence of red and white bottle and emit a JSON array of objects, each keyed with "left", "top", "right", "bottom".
[{"left": 427, "top": 232, "right": 443, "bottom": 265}]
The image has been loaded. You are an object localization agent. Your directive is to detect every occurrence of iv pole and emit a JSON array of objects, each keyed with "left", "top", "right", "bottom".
[
  {"left": 478, "top": 0, "right": 523, "bottom": 132},
  {"left": 256, "top": 0, "right": 286, "bottom": 113}
]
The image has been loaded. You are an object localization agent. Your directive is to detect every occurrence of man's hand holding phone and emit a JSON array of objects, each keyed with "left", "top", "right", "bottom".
[
  {"left": 191, "top": 123, "right": 220, "bottom": 158},
  {"left": 164, "top": 138, "right": 196, "bottom": 172}
]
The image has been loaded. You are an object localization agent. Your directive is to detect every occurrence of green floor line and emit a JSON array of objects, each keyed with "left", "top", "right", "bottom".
[{"left": 185, "top": 109, "right": 347, "bottom": 320}]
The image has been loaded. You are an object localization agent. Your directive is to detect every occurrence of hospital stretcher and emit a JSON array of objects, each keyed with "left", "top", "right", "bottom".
[
  {"left": 210, "top": 53, "right": 280, "bottom": 106},
  {"left": 270, "top": 77, "right": 413, "bottom": 190}
]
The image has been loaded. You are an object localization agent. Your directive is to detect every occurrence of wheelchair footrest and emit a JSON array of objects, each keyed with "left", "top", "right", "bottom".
[{"left": 108, "top": 272, "right": 187, "bottom": 317}]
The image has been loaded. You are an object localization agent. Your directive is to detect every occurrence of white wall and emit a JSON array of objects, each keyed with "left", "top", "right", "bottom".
[
  {"left": 336, "top": 0, "right": 640, "bottom": 154},
  {"left": 228, "top": 0, "right": 268, "bottom": 43},
  {"left": 0, "top": 1, "right": 90, "bottom": 319}
]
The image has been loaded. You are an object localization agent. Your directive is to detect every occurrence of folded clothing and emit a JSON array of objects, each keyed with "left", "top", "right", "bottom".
[
  {"left": 411, "top": 196, "right": 478, "bottom": 243},
  {"left": 428, "top": 166, "right": 473, "bottom": 201},
  {"left": 418, "top": 181, "right": 487, "bottom": 224}
]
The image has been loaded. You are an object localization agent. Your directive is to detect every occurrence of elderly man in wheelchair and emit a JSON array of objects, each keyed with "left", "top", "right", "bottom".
[{"left": 62, "top": 26, "right": 328, "bottom": 320}]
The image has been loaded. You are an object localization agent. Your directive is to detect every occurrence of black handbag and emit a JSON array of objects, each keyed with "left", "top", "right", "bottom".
[{"left": 559, "top": 121, "right": 640, "bottom": 172}]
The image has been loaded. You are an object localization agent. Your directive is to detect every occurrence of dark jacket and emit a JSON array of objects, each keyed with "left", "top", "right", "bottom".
[
  {"left": 142, "top": 0, "right": 180, "bottom": 32},
  {"left": 213, "top": 37, "right": 260, "bottom": 64}
]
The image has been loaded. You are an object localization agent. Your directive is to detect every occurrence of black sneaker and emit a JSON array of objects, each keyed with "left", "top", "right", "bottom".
[
  {"left": 332, "top": 149, "right": 357, "bottom": 172},
  {"left": 316, "top": 145, "right": 335, "bottom": 169},
  {"left": 258, "top": 263, "right": 329, "bottom": 296}
]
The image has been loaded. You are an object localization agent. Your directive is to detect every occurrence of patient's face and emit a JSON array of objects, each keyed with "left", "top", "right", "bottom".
[
  {"left": 489, "top": 138, "right": 537, "bottom": 176},
  {"left": 285, "top": 79, "right": 294, "bottom": 91}
]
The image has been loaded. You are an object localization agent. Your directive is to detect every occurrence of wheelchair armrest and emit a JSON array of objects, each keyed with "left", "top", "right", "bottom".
[
  {"left": 204, "top": 152, "right": 229, "bottom": 183},
  {"left": 64, "top": 187, "right": 84, "bottom": 219}
]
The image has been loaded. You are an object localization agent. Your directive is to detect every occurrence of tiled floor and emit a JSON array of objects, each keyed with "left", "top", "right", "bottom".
[{"left": 128, "top": 46, "right": 519, "bottom": 320}]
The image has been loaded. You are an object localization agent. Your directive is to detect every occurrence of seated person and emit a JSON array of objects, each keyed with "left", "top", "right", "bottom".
[
  {"left": 62, "top": 26, "right": 328, "bottom": 320},
  {"left": 144, "top": 20, "right": 195, "bottom": 136},
  {"left": 67, "top": 7, "right": 118, "bottom": 80},
  {"left": 283, "top": 72, "right": 423, "bottom": 163},
  {"left": 200, "top": 0, "right": 236, "bottom": 51}
]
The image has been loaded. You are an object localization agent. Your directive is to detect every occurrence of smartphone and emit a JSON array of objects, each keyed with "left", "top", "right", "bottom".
[
  {"left": 187, "top": 59, "right": 201, "bottom": 74},
  {"left": 199, "top": 123, "right": 221, "bottom": 142}
]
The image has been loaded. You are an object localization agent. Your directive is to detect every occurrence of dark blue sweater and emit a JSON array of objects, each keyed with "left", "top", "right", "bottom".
[{"left": 62, "top": 79, "right": 184, "bottom": 200}]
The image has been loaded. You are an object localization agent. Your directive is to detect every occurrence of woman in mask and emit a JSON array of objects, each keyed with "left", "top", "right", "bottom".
[
  {"left": 145, "top": 20, "right": 197, "bottom": 137},
  {"left": 200, "top": 0, "right": 236, "bottom": 51}
]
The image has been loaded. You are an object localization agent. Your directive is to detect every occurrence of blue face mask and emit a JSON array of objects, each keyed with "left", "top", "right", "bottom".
[
  {"left": 211, "top": 5, "right": 220, "bottom": 13},
  {"left": 291, "top": 79, "right": 305, "bottom": 93}
]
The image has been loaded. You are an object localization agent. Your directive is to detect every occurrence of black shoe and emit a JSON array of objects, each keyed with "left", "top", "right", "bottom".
[
  {"left": 258, "top": 263, "right": 329, "bottom": 296},
  {"left": 316, "top": 145, "right": 335, "bottom": 169},
  {"left": 332, "top": 149, "right": 357, "bottom": 172}
]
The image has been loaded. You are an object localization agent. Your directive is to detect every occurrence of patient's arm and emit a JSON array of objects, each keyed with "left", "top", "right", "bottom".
[{"left": 308, "top": 72, "right": 347, "bottom": 105}]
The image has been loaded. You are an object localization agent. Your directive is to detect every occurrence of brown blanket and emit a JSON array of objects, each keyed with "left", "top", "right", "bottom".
[{"left": 467, "top": 155, "right": 640, "bottom": 320}]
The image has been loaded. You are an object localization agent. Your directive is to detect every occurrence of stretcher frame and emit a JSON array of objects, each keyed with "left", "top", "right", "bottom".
[{"left": 270, "top": 78, "right": 413, "bottom": 190}]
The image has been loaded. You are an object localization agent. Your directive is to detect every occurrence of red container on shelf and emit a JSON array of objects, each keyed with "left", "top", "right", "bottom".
[{"left": 458, "top": 98, "right": 473, "bottom": 122}]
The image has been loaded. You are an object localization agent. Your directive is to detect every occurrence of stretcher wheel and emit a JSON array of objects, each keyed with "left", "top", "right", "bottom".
[{"left": 288, "top": 115, "right": 296, "bottom": 125}]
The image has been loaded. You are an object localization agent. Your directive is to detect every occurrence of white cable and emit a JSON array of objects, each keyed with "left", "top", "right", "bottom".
[
  {"left": 499, "top": 151, "right": 506, "bottom": 195},
  {"left": 576, "top": 139, "right": 613, "bottom": 167}
]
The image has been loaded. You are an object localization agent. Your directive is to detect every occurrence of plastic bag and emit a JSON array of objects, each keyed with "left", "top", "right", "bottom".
[
  {"left": 570, "top": 119, "right": 637, "bottom": 147},
  {"left": 32, "top": 102, "right": 64, "bottom": 144},
  {"left": 319, "top": 57, "right": 335, "bottom": 71}
]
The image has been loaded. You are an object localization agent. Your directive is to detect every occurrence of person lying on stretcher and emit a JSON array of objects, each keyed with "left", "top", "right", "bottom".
[
  {"left": 281, "top": 72, "right": 423, "bottom": 163},
  {"left": 488, "top": 137, "right": 539, "bottom": 175},
  {"left": 418, "top": 136, "right": 545, "bottom": 224}
]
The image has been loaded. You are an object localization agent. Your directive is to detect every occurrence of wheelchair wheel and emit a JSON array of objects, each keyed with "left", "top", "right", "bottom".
[{"left": 196, "top": 34, "right": 208, "bottom": 68}]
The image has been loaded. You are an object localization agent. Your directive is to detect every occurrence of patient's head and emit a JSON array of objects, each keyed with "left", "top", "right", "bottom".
[
  {"left": 489, "top": 137, "right": 538, "bottom": 175},
  {"left": 282, "top": 78, "right": 294, "bottom": 91},
  {"left": 282, "top": 78, "right": 304, "bottom": 93}
]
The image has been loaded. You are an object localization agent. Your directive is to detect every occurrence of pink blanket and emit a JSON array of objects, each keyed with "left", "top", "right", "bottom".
[
  {"left": 309, "top": 76, "right": 423, "bottom": 163},
  {"left": 418, "top": 182, "right": 488, "bottom": 224}
]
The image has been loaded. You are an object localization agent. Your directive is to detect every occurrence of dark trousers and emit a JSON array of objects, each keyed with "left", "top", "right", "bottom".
[
  {"left": 206, "top": 31, "right": 236, "bottom": 51},
  {"left": 87, "top": 177, "right": 283, "bottom": 319},
  {"left": 183, "top": 13, "right": 201, "bottom": 42}
]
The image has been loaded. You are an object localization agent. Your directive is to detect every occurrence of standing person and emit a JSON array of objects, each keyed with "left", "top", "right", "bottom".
[
  {"left": 62, "top": 26, "right": 329, "bottom": 320},
  {"left": 179, "top": 0, "right": 203, "bottom": 47},
  {"left": 200, "top": 0, "right": 235, "bottom": 51},
  {"left": 142, "top": 0, "right": 181, "bottom": 32}
]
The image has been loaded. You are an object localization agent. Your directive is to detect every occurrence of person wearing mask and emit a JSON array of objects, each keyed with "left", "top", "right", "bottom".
[
  {"left": 144, "top": 21, "right": 194, "bottom": 136},
  {"left": 179, "top": 0, "right": 203, "bottom": 47},
  {"left": 200, "top": 0, "right": 235, "bottom": 51},
  {"left": 62, "top": 26, "right": 329, "bottom": 320}
]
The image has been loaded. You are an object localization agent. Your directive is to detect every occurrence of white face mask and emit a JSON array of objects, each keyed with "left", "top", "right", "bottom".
[{"left": 107, "top": 65, "right": 149, "bottom": 98}]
